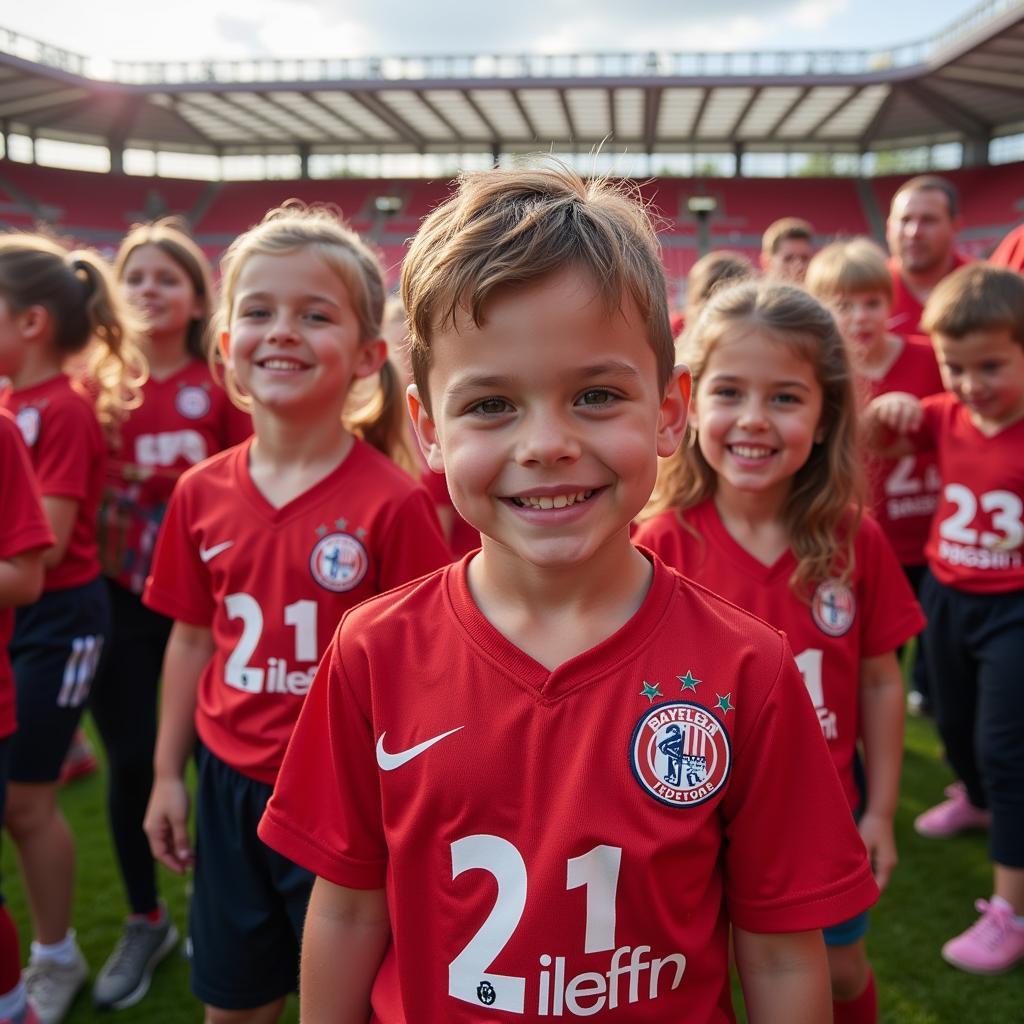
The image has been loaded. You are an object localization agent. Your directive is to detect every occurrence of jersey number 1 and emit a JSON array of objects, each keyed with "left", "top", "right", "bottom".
[{"left": 449, "top": 836, "right": 622, "bottom": 1013}]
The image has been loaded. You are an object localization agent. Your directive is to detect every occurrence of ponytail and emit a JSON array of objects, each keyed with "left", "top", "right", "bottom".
[
  {"left": 0, "top": 235, "right": 146, "bottom": 442},
  {"left": 346, "top": 358, "right": 416, "bottom": 475},
  {"left": 65, "top": 251, "right": 148, "bottom": 439}
]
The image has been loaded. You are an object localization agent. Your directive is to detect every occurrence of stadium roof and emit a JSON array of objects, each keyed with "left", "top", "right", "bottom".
[{"left": 1, "top": 0, "right": 1022, "bottom": 160}]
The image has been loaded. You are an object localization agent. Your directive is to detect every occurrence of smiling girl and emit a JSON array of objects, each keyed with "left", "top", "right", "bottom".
[
  {"left": 635, "top": 280, "right": 924, "bottom": 1024},
  {"left": 140, "top": 206, "right": 449, "bottom": 1024}
]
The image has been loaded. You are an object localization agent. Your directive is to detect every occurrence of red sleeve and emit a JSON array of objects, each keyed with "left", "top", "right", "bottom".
[
  {"left": 857, "top": 517, "right": 926, "bottom": 657},
  {"left": 34, "top": 397, "right": 102, "bottom": 501},
  {"left": 260, "top": 627, "right": 387, "bottom": 888},
  {"left": 722, "top": 636, "right": 879, "bottom": 932},
  {"left": 142, "top": 479, "right": 215, "bottom": 626},
  {"left": 0, "top": 417, "right": 55, "bottom": 559},
  {"left": 376, "top": 487, "right": 453, "bottom": 592}
]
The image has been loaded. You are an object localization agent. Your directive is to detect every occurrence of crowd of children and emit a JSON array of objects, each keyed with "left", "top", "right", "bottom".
[{"left": 0, "top": 168, "right": 1021, "bottom": 1024}]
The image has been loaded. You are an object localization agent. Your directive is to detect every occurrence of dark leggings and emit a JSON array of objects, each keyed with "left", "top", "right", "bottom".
[
  {"left": 89, "top": 581, "right": 172, "bottom": 915},
  {"left": 919, "top": 572, "right": 1024, "bottom": 868},
  {"left": 901, "top": 563, "right": 929, "bottom": 699}
]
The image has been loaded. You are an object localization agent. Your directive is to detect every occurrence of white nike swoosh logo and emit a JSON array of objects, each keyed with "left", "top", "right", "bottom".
[
  {"left": 199, "top": 541, "right": 234, "bottom": 563},
  {"left": 376, "top": 727, "right": 463, "bottom": 771}
]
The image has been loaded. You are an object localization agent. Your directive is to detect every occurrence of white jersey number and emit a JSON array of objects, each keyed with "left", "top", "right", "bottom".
[
  {"left": 939, "top": 485, "right": 1023, "bottom": 550},
  {"left": 223, "top": 594, "right": 317, "bottom": 692},
  {"left": 449, "top": 837, "right": 622, "bottom": 1013}
]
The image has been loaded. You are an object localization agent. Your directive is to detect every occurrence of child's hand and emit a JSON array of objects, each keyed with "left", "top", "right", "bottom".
[
  {"left": 857, "top": 811, "right": 897, "bottom": 891},
  {"left": 867, "top": 392, "right": 923, "bottom": 435},
  {"left": 144, "top": 776, "right": 194, "bottom": 874}
]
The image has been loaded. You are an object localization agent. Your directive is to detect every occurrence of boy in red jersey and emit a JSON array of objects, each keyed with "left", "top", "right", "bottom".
[
  {"left": 807, "top": 238, "right": 944, "bottom": 714},
  {"left": 260, "top": 167, "right": 879, "bottom": 1023},
  {"left": 867, "top": 264, "right": 1024, "bottom": 975}
]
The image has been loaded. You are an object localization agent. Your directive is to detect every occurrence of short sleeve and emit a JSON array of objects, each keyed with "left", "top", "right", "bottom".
[
  {"left": 857, "top": 518, "right": 926, "bottom": 657},
  {"left": 34, "top": 397, "right": 102, "bottom": 501},
  {"left": 376, "top": 487, "right": 452, "bottom": 592},
  {"left": 259, "top": 629, "right": 387, "bottom": 888},
  {"left": 721, "top": 638, "right": 879, "bottom": 933},
  {"left": 0, "top": 417, "right": 54, "bottom": 559},
  {"left": 142, "top": 480, "right": 215, "bottom": 626}
]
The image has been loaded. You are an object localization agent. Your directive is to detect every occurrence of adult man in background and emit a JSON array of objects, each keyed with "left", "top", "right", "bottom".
[{"left": 886, "top": 175, "right": 967, "bottom": 335}]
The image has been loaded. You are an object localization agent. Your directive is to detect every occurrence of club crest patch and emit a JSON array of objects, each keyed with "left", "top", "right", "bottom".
[
  {"left": 175, "top": 385, "right": 211, "bottom": 420},
  {"left": 811, "top": 580, "right": 856, "bottom": 637},
  {"left": 630, "top": 701, "right": 731, "bottom": 808},
  {"left": 309, "top": 532, "right": 369, "bottom": 592},
  {"left": 15, "top": 406, "right": 40, "bottom": 447}
]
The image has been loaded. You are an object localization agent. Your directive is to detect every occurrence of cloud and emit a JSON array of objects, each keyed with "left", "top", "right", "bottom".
[{"left": 3, "top": 0, "right": 852, "bottom": 63}]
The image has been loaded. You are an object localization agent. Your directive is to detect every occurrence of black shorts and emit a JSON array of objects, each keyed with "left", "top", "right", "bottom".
[
  {"left": 9, "top": 578, "right": 111, "bottom": 783},
  {"left": 919, "top": 572, "right": 1024, "bottom": 867},
  {"left": 191, "top": 743, "right": 314, "bottom": 1010}
]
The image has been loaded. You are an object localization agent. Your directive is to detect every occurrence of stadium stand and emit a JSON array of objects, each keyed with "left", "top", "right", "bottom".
[{"left": 2, "top": 157, "right": 1020, "bottom": 287}]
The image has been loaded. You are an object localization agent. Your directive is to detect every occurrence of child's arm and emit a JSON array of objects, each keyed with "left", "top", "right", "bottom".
[
  {"left": 858, "top": 650, "right": 904, "bottom": 890},
  {"left": 300, "top": 877, "right": 390, "bottom": 1024},
  {"left": 733, "top": 928, "right": 830, "bottom": 1023},
  {"left": 39, "top": 496, "right": 78, "bottom": 568},
  {"left": 143, "top": 621, "right": 213, "bottom": 874},
  {"left": 862, "top": 392, "right": 922, "bottom": 459},
  {"left": 0, "top": 549, "right": 45, "bottom": 607}
]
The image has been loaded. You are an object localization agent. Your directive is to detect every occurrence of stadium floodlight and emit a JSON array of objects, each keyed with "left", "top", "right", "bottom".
[
  {"left": 687, "top": 196, "right": 718, "bottom": 215},
  {"left": 374, "top": 195, "right": 403, "bottom": 214},
  {"left": 688, "top": 195, "right": 718, "bottom": 258}
]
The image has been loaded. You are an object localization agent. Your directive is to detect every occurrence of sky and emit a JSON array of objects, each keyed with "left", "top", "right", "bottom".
[{"left": 1, "top": 0, "right": 984, "bottom": 66}]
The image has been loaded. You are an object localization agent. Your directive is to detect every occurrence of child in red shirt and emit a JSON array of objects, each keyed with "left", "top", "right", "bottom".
[
  {"left": 90, "top": 219, "right": 252, "bottom": 1011},
  {"left": 867, "top": 264, "right": 1024, "bottom": 975},
  {"left": 807, "top": 238, "right": 944, "bottom": 716},
  {"left": 635, "top": 280, "right": 924, "bottom": 1024},
  {"left": 0, "top": 234, "right": 145, "bottom": 1024},
  {"left": 0, "top": 408, "right": 54, "bottom": 1024},
  {"left": 261, "top": 167, "right": 878, "bottom": 1023},
  {"left": 142, "top": 205, "right": 450, "bottom": 1022}
]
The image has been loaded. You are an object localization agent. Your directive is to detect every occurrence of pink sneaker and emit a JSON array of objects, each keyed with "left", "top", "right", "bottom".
[
  {"left": 914, "top": 785, "right": 991, "bottom": 838},
  {"left": 942, "top": 897, "right": 1024, "bottom": 974}
]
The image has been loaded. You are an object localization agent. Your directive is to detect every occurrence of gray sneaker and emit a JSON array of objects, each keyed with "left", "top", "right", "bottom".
[
  {"left": 24, "top": 949, "right": 88, "bottom": 1024},
  {"left": 92, "top": 910, "right": 179, "bottom": 1010}
]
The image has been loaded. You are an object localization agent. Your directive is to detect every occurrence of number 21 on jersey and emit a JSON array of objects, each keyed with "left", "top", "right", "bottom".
[{"left": 449, "top": 836, "right": 686, "bottom": 1016}]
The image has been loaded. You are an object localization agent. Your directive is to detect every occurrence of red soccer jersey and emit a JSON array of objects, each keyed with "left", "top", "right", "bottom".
[
  {"left": 913, "top": 393, "right": 1024, "bottom": 593},
  {"left": 862, "top": 335, "right": 944, "bottom": 565},
  {"left": 0, "top": 409, "right": 55, "bottom": 738},
  {"left": 633, "top": 502, "right": 923, "bottom": 811},
  {"left": 144, "top": 437, "right": 451, "bottom": 783},
  {"left": 98, "top": 360, "right": 252, "bottom": 594},
  {"left": 260, "top": 554, "right": 878, "bottom": 1024},
  {"left": 886, "top": 253, "right": 969, "bottom": 336},
  {"left": 1, "top": 375, "right": 105, "bottom": 591}
]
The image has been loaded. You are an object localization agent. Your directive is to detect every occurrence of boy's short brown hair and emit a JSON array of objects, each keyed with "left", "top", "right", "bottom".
[
  {"left": 805, "top": 238, "right": 893, "bottom": 303},
  {"left": 401, "top": 164, "right": 674, "bottom": 412},
  {"left": 922, "top": 263, "right": 1024, "bottom": 347},
  {"left": 761, "top": 217, "right": 814, "bottom": 257},
  {"left": 686, "top": 250, "right": 753, "bottom": 310}
]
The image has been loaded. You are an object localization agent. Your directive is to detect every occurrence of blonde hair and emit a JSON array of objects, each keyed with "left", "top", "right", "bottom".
[
  {"left": 214, "top": 203, "right": 413, "bottom": 472},
  {"left": 922, "top": 263, "right": 1024, "bottom": 347},
  {"left": 649, "top": 280, "right": 863, "bottom": 596},
  {"left": 115, "top": 217, "right": 213, "bottom": 359},
  {"left": 0, "top": 233, "right": 146, "bottom": 439},
  {"left": 806, "top": 238, "right": 893, "bottom": 303},
  {"left": 401, "top": 163, "right": 674, "bottom": 413}
]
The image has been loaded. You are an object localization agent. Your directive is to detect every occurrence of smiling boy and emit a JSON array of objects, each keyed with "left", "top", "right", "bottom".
[{"left": 259, "top": 166, "right": 877, "bottom": 1022}]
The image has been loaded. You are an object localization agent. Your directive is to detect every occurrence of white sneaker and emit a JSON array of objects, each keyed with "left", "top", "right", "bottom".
[{"left": 23, "top": 950, "right": 88, "bottom": 1024}]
